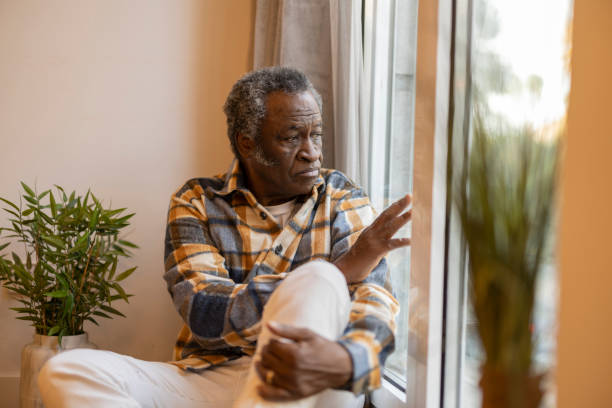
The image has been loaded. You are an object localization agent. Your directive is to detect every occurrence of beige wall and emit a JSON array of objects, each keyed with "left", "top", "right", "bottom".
[
  {"left": 557, "top": 0, "right": 612, "bottom": 406},
  {"left": 0, "top": 0, "right": 254, "bottom": 404}
]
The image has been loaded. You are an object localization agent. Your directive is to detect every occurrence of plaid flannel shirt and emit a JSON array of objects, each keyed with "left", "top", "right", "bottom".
[{"left": 163, "top": 159, "right": 399, "bottom": 394}]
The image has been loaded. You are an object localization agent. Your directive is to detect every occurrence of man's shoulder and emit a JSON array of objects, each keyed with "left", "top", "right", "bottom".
[
  {"left": 172, "top": 174, "right": 226, "bottom": 199},
  {"left": 320, "top": 168, "right": 367, "bottom": 199}
]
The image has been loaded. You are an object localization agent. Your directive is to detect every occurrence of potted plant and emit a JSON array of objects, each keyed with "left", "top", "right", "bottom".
[
  {"left": 0, "top": 183, "right": 137, "bottom": 408},
  {"left": 455, "top": 112, "right": 560, "bottom": 408}
]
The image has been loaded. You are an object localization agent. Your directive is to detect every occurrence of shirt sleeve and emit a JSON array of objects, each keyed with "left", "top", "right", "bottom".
[
  {"left": 330, "top": 188, "right": 400, "bottom": 394},
  {"left": 163, "top": 185, "right": 283, "bottom": 351}
]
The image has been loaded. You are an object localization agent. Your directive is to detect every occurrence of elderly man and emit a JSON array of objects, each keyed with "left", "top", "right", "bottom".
[{"left": 38, "top": 67, "right": 411, "bottom": 408}]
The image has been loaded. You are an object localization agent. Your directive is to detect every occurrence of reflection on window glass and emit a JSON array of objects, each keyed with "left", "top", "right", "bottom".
[{"left": 461, "top": 0, "right": 572, "bottom": 406}]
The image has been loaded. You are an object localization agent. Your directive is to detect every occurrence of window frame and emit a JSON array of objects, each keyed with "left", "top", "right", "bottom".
[{"left": 363, "top": 0, "right": 454, "bottom": 406}]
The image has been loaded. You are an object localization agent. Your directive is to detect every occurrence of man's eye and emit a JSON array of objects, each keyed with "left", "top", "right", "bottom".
[
  {"left": 284, "top": 135, "right": 299, "bottom": 142},
  {"left": 312, "top": 133, "right": 323, "bottom": 140}
]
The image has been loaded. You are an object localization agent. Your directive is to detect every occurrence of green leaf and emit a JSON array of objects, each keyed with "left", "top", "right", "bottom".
[
  {"left": 45, "top": 289, "right": 68, "bottom": 298},
  {"left": 4, "top": 285, "right": 30, "bottom": 297},
  {"left": 20, "top": 182, "right": 36, "bottom": 197},
  {"left": 11, "top": 253, "right": 31, "bottom": 283},
  {"left": 16, "top": 316, "right": 38, "bottom": 321},
  {"left": 2, "top": 208, "right": 20, "bottom": 218},
  {"left": 118, "top": 240, "right": 139, "bottom": 249},
  {"left": 63, "top": 293, "right": 74, "bottom": 317},
  {"left": 115, "top": 213, "right": 135, "bottom": 224},
  {"left": 92, "top": 310, "right": 111, "bottom": 319},
  {"left": 0, "top": 242, "right": 10, "bottom": 252},
  {"left": 68, "top": 234, "right": 88, "bottom": 253},
  {"left": 22, "top": 208, "right": 35, "bottom": 216},
  {"left": 38, "top": 190, "right": 50, "bottom": 200},
  {"left": 99, "top": 304, "right": 126, "bottom": 317},
  {"left": 0, "top": 197, "right": 19, "bottom": 211},
  {"left": 109, "top": 294, "right": 134, "bottom": 302},
  {"left": 85, "top": 316, "right": 99, "bottom": 326},
  {"left": 89, "top": 207, "right": 100, "bottom": 229},
  {"left": 112, "top": 283, "right": 129, "bottom": 302},
  {"left": 104, "top": 208, "right": 126, "bottom": 218},
  {"left": 115, "top": 267, "right": 136, "bottom": 282},
  {"left": 54, "top": 185, "right": 67, "bottom": 202},
  {"left": 24, "top": 196, "right": 38, "bottom": 205},
  {"left": 48, "top": 326, "right": 61, "bottom": 336},
  {"left": 10, "top": 221, "right": 21, "bottom": 233},
  {"left": 58, "top": 328, "right": 67, "bottom": 346},
  {"left": 9, "top": 307, "right": 33, "bottom": 313},
  {"left": 49, "top": 191, "right": 57, "bottom": 218},
  {"left": 39, "top": 211, "right": 54, "bottom": 225},
  {"left": 41, "top": 235, "right": 65, "bottom": 249},
  {"left": 108, "top": 259, "right": 118, "bottom": 280}
]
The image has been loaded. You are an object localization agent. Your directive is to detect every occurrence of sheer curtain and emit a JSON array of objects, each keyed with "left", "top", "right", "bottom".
[{"left": 253, "top": 0, "right": 369, "bottom": 188}]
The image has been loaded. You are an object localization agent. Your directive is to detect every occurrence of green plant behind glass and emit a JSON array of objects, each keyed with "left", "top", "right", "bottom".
[
  {"left": 0, "top": 183, "right": 138, "bottom": 341},
  {"left": 456, "top": 111, "right": 560, "bottom": 375}
]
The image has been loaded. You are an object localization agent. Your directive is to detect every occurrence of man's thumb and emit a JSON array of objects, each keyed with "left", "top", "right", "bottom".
[{"left": 267, "top": 321, "right": 312, "bottom": 342}]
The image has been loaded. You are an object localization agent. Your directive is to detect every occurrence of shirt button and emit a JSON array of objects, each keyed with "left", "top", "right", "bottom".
[
  {"left": 260, "top": 211, "right": 267, "bottom": 220},
  {"left": 274, "top": 244, "right": 283, "bottom": 254}
]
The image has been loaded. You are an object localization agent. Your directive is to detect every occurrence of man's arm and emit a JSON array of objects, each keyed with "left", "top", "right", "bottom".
[
  {"left": 255, "top": 191, "right": 410, "bottom": 399},
  {"left": 164, "top": 183, "right": 284, "bottom": 352},
  {"left": 332, "top": 193, "right": 410, "bottom": 393}
]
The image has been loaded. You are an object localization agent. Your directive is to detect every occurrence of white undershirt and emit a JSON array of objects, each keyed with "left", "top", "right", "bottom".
[{"left": 264, "top": 199, "right": 297, "bottom": 227}]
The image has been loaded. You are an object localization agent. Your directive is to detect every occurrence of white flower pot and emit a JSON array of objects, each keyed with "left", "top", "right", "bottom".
[{"left": 20, "top": 332, "right": 97, "bottom": 408}]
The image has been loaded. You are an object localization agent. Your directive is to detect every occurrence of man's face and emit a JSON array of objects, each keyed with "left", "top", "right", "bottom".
[{"left": 244, "top": 91, "right": 323, "bottom": 205}]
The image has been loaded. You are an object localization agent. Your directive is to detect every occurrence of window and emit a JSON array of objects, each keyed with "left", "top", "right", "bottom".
[
  {"left": 364, "top": 0, "right": 449, "bottom": 406},
  {"left": 362, "top": 0, "right": 572, "bottom": 406},
  {"left": 443, "top": 0, "right": 573, "bottom": 407},
  {"left": 364, "top": 0, "right": 418, "bottom": 386}
]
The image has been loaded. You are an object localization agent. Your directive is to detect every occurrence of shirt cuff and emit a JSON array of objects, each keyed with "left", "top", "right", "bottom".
[{"left": 336, "top": 338, "right": 381, "bottom": 395}]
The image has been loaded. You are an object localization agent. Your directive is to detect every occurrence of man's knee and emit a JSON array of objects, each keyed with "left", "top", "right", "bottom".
[
  {"left": 39, "top": 348, "right": 109, "bottom": 391},
  {"left": 39, "top": 349, "right": 86, "bottom": 385},
  {"left": 284, "top": 260, "right": 347, "bottom": 295},
  {"left": 264, "top": 260, "right": 351, "bottom": 331}
]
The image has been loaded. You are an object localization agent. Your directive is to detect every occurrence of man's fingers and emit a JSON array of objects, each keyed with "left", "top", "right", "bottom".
[
  {"left": 378, "top": 194, "right": 412, "bottom": 222},
  {"left": 387, "top": 237, "right": 411, "bottom": 250},
  {"left": 254, "top": 360, "right": 270, "bottom": 383},
  {"left": 257, "top": 351, "right": 284, "bottom": 374},
  {"left": 257, "top": 383, "right": 297, "bottom": 401},
  {"left": 267, "top": 321, "right": 313, "bottom": 342},
  {"left": 259, "top": 344, "right": 292, "bottom": 375},
  {"left": 384, "top": 209, "right": 412, "bottom": 237},
  {"left": 256, "top": 359, "right": 300, "bottom": 394}
]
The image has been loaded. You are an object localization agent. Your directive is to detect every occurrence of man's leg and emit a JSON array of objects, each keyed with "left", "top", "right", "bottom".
[
  {"left": 38, "top": 349, "right": 251, "bottom": 408},
  {"left": 234, "top": 260, "right": 364, "bottom": 408}
]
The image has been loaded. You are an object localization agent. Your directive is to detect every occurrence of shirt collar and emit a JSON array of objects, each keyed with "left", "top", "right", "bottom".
[
  {"left": 214, "top": 159, "right": 248, "bottom": 196},
  {"left": 212, "top": 159, "right": 326, "bottom": 201}
]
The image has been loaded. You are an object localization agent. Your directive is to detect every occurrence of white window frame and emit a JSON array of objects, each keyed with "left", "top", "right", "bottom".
[{"left": 364, "top": 0, "right": 453, "bottom": 406}]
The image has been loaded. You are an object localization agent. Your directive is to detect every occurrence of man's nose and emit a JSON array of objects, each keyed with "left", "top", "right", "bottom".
[{"left": 298, "top": 137, "right": 320, "bottom": 162}]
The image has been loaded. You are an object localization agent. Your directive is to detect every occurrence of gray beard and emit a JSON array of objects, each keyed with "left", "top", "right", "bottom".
[{"left": 253, "top": 145, "right": 281, "bottom": 167}]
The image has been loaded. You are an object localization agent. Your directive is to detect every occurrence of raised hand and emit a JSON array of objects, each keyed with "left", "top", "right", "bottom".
[{"left": 334, "top": 194, "right": 412, "bottom": 283}]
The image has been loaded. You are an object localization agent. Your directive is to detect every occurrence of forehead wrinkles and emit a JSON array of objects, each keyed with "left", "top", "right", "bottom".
[{"left": 268, "top": 110, "right": 321, "bottom": 128}]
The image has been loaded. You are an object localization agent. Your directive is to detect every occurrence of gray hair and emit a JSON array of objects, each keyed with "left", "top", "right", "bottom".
[{"left": 223, "top": 66, "right": 323, "bottom": 158}]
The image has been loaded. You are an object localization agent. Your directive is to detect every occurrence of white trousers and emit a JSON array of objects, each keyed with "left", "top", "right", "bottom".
[{"left": 38, "top": 261, "right": 364, "bottom": 408}]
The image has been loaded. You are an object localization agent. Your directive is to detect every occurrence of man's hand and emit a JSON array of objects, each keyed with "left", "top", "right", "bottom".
[
  {"left": 255, "top": 321, "right": 352, "bottom": 401},
  {"left": 335, "top": 194, "right": 412, "bottom": 283}
]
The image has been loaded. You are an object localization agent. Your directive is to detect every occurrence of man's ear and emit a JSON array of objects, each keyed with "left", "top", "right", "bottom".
[{"left": 236, "top": 133, "right": 255, "bottom": 160}]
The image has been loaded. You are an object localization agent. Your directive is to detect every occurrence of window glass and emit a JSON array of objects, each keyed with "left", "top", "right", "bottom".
[
  {"left": 364, "top": 0, "right": 419, "bottom": 390},
  {"left": 450, "top": 0, "right": 573, "bottom": 406},
  {"left": 382, "top": 0, "right": 419, "bottom": 385}
]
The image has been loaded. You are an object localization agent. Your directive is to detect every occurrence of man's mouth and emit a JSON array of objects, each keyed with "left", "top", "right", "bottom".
[{"left": 296, "top": 168, "right": 320, "bottom": 177}]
